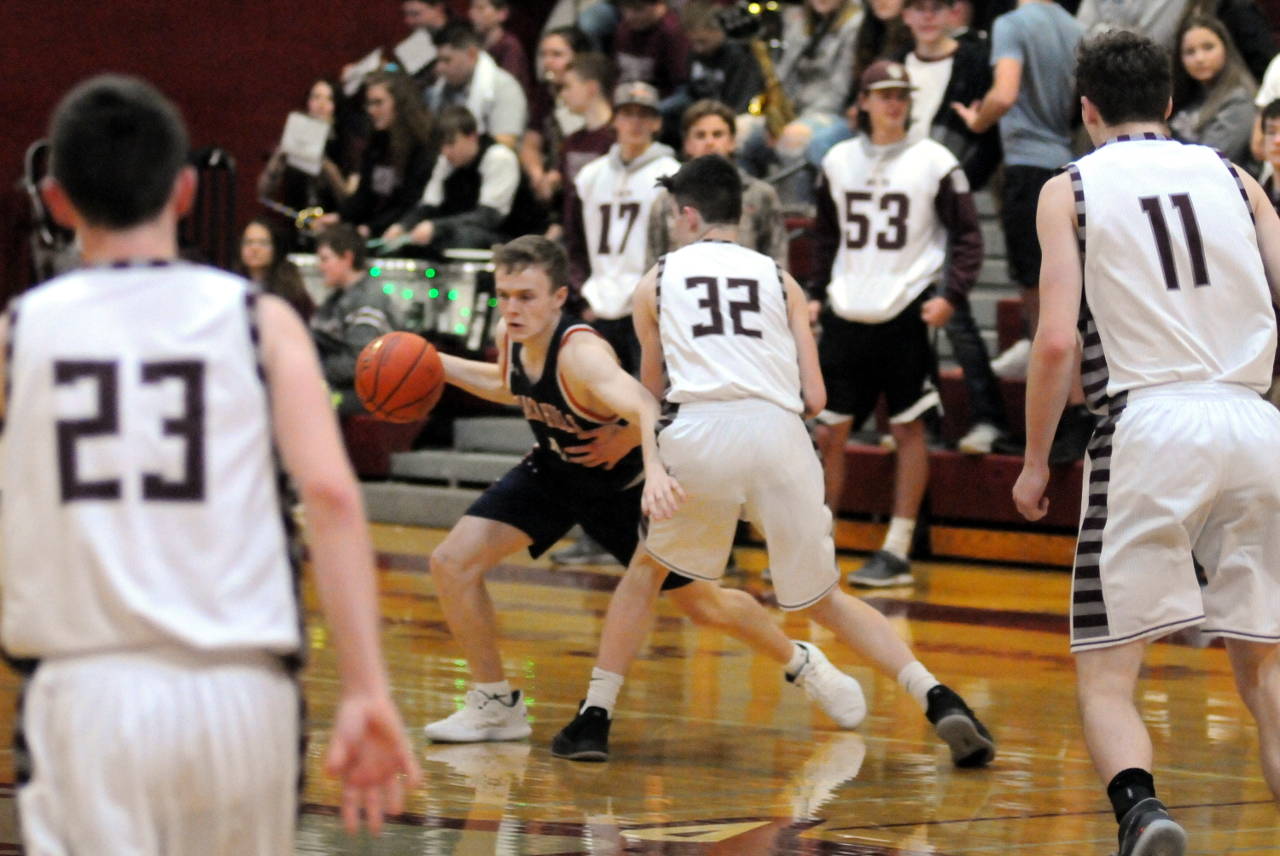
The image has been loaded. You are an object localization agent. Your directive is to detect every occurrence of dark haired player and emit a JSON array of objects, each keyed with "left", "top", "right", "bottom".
[
  {"left": 552, "top": 155, "right": 995, "bottom": 768},
  {"left": 423, "top": 235, "right": 867, "bottom": 744},
  {"left": 1015, "top": 30, "right": 1280, "bottom": 856},
  {"left": 1, "top": 74, "right": 418, "bottom": 852}
]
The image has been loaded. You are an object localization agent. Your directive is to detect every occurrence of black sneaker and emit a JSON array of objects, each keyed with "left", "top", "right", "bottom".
[
  {"left": 1115, "top": 798, "right": 1187, "bottom": 856},
  {"left": 925, "top": 685, "right": 996, "bottom": 768},
  {"left": 847, "top": 551, "right": 913, "bottom": 587},
  {"left": 551, "top": 704, "right": 611, "bottom": 762}
]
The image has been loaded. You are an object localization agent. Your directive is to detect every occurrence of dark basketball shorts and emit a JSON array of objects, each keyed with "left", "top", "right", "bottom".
[
  {"left": 1000, "top": 165, "right": 1055, "bottom": 289},
  {"left": 465, "top": 454, "right": 692, "bottom": 590},
  {"left": 816, "top": 298, "right": 941, "bottom": 427}
]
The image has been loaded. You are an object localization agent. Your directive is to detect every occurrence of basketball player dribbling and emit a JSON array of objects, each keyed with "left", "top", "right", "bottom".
[
  {"left": 1015, "top": 31, "right": 1280, "bottom": 856},
  {"left": 422, "top": 235, "right": 868, "bottom": 748},
  {"left": 0, "top": 75, "right": 419, "bottom": 854},
  {"left": 551, "top": 155, "right": 996, "bottom": 768}
]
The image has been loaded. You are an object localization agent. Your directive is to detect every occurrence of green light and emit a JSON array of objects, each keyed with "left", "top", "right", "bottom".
[
  {"left": 401, "top": 288, "right": 414, "bottom": 300},
  {"left": 459, "top": 307, "right": 471, "bottom": 318},
  {"left": 382, "top": 283, "right": 394, "bottom": 295},
  {"left": 446, "top": 289, "right": 459, "bottom": 301},
  {"left": 488, "top": 297, "right": 498, "bottom": 308},
  {"left": 425, "top": 267, "right": 437, "bottom": 278},
  {"left": 428, "top": 287, "right": 440, "bottom": 299},
  {"left": 370, "top": 266, "right": 382, "bottom": 277},
  {"left": 454, "top": 323, "right": 467, "bottom": 334}
]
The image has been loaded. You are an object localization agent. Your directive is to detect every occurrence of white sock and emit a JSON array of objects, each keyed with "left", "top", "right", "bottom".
[
  {"left": 784, "top": 642, "right": 809, "bottom": 679},
  {"left": 882, "top": 517, "right": 916, "bottom": 560},
  {"left": 583, "top": 667, "right": 623, "bottom": 716},
  {"left": 896, "top": 661, "right": 941, "bottom": 710},
  {"left": 474, "top": 679, "right": 514, "bottom": 701}
]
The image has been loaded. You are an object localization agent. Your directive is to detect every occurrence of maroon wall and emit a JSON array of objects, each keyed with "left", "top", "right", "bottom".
[{"left": 0, "top": 0, "right": 554, "bottom": 299}]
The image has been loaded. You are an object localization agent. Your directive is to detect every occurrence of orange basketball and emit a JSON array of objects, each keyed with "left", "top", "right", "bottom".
[{"left": 355, "top": 332, "right": 445, "bottom": 423}]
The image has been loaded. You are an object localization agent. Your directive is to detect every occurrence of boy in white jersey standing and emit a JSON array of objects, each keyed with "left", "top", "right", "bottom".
[
  {"left": 0, "top": 75, "right": 419, "bottom": 852},
  {"left": 551, "top": 155, "right": 996, "bottom": 769},
  {"left": 564, "top": 80, "right": 680, "bottom": 374},
  {"left": 1015, "top": 32, "right": 1280, "bottom": 856},
  {"left": 812, "top": 61, "right": 983, "bottom": 587}
]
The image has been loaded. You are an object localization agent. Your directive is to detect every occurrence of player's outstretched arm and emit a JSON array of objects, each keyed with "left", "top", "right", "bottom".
[
  {"left": 559, "top": 332, "right": 686, "bottom": 520},
  {"left": 1014, "top": 173, "right": 1082, "bottom": 522},
  {"left": 258, "top": 294, "right": 421, "bottom": 834},
  {"left": 1237, "top": 165, "right": 1280, "bottom": 307},
  {"left": 783, "top": 272, "right": 826, "bottom": 418},
  {"left": 438, "top": 320, "right": 517, "bottom": 405}
]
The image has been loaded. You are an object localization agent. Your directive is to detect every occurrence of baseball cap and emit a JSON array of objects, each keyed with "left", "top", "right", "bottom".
[
  {"left": 613, "top": 80, "right": 661, "bottom": 112},
  {"left": 860, "top": 60, "right": 915, "bottom": 93}
]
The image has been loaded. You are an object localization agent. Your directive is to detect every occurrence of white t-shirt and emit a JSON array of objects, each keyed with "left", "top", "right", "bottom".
[{"left": 905, "top": 52, "right": 955, "bottom": 146}]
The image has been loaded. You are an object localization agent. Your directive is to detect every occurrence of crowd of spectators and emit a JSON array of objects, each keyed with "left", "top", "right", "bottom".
[{"left": 249, "top": 0, "right": 1280, "bottom": 543}]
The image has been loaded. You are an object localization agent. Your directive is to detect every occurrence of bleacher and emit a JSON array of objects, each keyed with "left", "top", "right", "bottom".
[{"left": 358, "top": 187, "right": 1085, "bottom": 569}]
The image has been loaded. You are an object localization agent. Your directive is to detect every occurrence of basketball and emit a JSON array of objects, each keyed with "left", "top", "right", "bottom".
[{"left": 355, "top": 331, "right": 445, "bottom": 423}]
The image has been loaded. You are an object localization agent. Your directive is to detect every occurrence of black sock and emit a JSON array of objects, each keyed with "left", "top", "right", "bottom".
[{"left": 1107, "top": 768, "right": 1156, "bottom": 824}]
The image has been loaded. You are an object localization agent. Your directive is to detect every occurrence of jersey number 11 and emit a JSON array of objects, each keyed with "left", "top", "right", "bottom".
[{"left": 1138, "top": 193, "right": 1210, "bottom": 290}]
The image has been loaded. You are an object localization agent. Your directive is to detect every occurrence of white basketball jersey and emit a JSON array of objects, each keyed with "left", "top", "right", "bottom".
[
  {"left": 1071, "top": 137, "right": 1276, "bottom": 409},
  {"left": 657, "top": 240, "right": 803, "bottom": 413},
  {"left": 820, "top": 136, "right": 964, "bottom": 323},
  {"left": 2, "top": 263, "right": 300, "bottom": 659},
  {"left": 575, "top": 144, "right": 680, "bottom": 320}
]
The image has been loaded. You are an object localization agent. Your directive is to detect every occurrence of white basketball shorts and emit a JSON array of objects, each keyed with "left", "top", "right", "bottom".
[
  {"left": 645, "top": 399, "right": 840, "bottom": 610},
  {"left": 18, "top": 646, "right": 300, "bottom": 855},
  {"left": 1070, "top": 383, "right": 1280, "bottom": 651}
]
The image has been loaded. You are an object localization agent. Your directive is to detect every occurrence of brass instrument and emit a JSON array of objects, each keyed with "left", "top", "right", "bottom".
[
  {"left": 748, "top": 37, "right": 796, "bottom": 140},
  {"left": 257, "top": 197, "right": 328, "bottom": 234},
  {"left": 721, "top": 2, "right": 795, "bottom": 139}
]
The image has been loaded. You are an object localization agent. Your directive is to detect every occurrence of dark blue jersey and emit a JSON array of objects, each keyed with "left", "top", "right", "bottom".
[{"left": 503, "top": 313, "right": 643, "bottom": 492}]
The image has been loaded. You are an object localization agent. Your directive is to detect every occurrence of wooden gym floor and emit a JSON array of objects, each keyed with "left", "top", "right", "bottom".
[{"left": 0, "top": 523, "right": 1275, "bottom": 854}]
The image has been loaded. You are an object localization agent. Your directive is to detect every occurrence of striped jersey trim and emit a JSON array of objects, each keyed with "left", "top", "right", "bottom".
[
  {"left": 1070, "top": 399, "right": 1126, "bottom": 643},
  {"left": 1, "top": 300, "right": 18, "bottom": 435},
  {"left": 1215, "top": 152, "right": 1255, "bottom": 223},
  {"left": 654, "top": 253, "right": 668, "bottom": 313}
]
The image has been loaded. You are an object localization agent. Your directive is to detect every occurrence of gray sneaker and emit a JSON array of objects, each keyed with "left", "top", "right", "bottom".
[
  {"left": 848, "top": 551, "right": 913, "bottom": 587},
  {"left": 1114, "top": 798, "right": 1187, "bottom": 856},
  {"left": 550, "top": 535, "right": 617, "bottom": 566}
]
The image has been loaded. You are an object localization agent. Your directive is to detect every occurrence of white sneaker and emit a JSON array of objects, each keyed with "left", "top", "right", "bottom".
[
  {"left": 423, "top": 689, "right": 532, "bottom": 743},
  {"left": 957, "top": 422, "right": 1001, "bottom": 455},
  {"left": 990, "top": 338, "right": 1031, "bottom": 379},
  {"left": 788, "top": 641, "right": 867, "bottom": 728}
]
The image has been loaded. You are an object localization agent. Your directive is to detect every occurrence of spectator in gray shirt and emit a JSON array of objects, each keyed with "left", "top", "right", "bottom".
[
  {"left": 1171, "top": 15, "right": 1257, "bottom": 162},
  {"left": 427, "top": 22, "right": 528, "bottom": 149}
]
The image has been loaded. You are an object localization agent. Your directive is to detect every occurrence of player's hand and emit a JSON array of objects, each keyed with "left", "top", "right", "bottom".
[
  {"left": 1012, "top": 461, "right": 1051, "bottom": 521},
  {"left": 951, "top": 100, "right": 981, "bottom": 132},
  {"left": 642, "top": 465, "right": 687, "bottom": 521},
  {"left": 563, "top": 423, "right": 637, "bottom": 469},
  {"left": 920, "top": 296, "right": 954, "bottom": 328},
  {"left": 410, "top": 220, "right": 435, "bottom": 246},
  {"left": 324, "top": 693, "right": 422, "bottom": 837}
]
